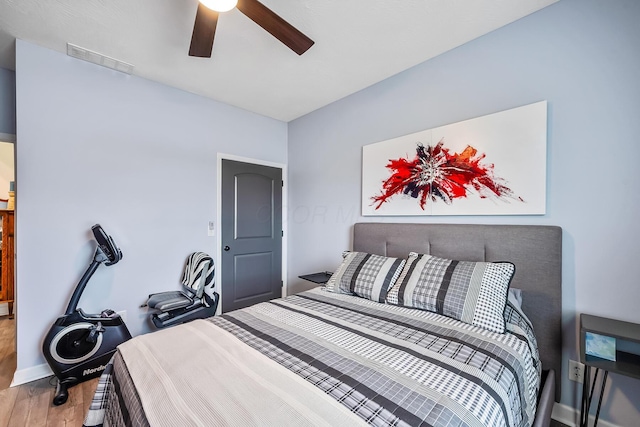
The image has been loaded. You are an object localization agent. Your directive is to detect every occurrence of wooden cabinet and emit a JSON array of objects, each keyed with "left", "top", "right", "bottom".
[{"left": 0, "top": 210, "right": 14, "bottom": 314}]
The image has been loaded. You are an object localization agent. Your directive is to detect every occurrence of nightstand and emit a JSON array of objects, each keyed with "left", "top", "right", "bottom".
[
  {"left": 579, "top": 313, "right": 640, "bottom": 427},
  {"left": 298, "top": 271, "right": 333, "bottom": 284}
]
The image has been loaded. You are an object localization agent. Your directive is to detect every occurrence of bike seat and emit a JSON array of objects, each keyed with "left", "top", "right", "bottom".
[{"left": 146, "top": 291, "right": 193, "bottom": 312}]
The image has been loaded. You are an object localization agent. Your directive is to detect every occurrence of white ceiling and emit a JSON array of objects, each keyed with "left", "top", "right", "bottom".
[{"left": 0, "top": 0, "right": 558, "bottom": 122}]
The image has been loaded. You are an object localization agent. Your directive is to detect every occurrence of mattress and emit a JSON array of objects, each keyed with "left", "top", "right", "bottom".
[{"left": 84, "top": 287, "right": 541, "bottom": 427}]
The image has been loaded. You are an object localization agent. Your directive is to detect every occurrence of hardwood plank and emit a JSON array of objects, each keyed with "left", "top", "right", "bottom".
[
  {"left": 6, "top": 395, "right": 29, "bottom": 427},
  {"left": 14, "top": 376, "right": 52, "bottom": 402},
  {"left": 46, "top": 378, "right": 98, "bottom": 427},
  {"left": 81, "top": 378, "right": 99, "bottom": 415},
  {"left": 68, "top": 403, "right": 86, "bottom": 426},
  {"left": 23, "top": 389, "right": 51, "bottom": 427},
  {"left": 66, "top": 382, "right": 83, "bottom": 407},
  {"left": 0, "top": 386, "right": 19, "bottom": 427},
  {"left": 1, "top": 373, "right": 98, "bottom": 427},
  {"left": 0, "top": 316, "right": 17, "bottom": 391},
  {"left": 46, "top": 393, "right": 88, "bottom": 427},
  {"left": 8, "top": 377, "right": 54, "bottom": 427},
  {"left": 0, "top": 347, "right": 16, "bottom": 390},
  {"left": 47, "top": 402, "right": 79, "bottom": 427}
]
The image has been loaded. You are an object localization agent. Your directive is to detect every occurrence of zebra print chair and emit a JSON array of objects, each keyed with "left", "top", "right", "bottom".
[{"left": 144, "top": 252, "right": 219, "bottom": 328}]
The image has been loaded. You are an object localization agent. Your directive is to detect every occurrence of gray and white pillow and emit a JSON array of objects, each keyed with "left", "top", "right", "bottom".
[
  {"left": 325, "top": 251, "right": 405, "bottom": 303},
  {"left": 387, "top": 252, "right": 515, "bottom": 333}
]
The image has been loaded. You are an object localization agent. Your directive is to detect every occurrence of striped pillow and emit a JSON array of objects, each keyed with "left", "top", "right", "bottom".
[
  {"left": 387, "top": 252, "right": 515, "bottom": 333},
  {"left": 325, "top": 252, "right": 405, "bottom": 303}
]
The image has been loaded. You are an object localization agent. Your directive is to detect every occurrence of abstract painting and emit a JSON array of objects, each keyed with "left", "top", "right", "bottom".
[{"left": 362, "top": 101, "right": 547, "bottom": 216}]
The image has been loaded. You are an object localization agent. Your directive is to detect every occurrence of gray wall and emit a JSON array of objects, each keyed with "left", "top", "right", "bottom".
[
  {"left": 288, "top": 0, "right": 640, "bottom": 425},
  {"left": 0, "top": 67, "right": 16, "bottom": 135},
  {"left": 15, "top": 40, "right": 287, "bottom": 370}
]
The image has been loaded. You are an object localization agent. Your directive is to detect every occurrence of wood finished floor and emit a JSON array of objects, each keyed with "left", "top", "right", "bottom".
[
  {"left": 0, "top": 376, "right": 98, "bottom": 427},
  {"left": 0, "top": 315, "right": 99, "bottom": 426},
  {"left": 0, "top": 315, "right": 16, "bottom": 390}
]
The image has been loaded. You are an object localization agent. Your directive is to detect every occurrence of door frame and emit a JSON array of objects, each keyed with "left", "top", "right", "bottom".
[
  {"left": 216, "top": 153, "right": 287, "bottom": 314},
  {"left": 0, "top": 132, "right": 16, "bottom": 386}
]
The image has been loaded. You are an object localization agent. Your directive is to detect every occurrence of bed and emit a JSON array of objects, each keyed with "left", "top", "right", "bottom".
[{"left": 84, "top": 223, "right": 562, "bottom": 427}]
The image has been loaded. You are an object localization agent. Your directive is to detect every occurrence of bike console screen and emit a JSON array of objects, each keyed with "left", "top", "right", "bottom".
[{"left": 91, "top": 224, "right": 122, "bottom": 265}]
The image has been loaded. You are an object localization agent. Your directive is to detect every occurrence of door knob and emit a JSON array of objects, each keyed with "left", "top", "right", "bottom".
[{"left": 224, "top": 245, "right": 230, "bottom": 251}]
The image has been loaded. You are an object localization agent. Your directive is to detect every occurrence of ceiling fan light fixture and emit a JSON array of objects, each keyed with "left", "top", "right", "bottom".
[
  {"left": 190, "top": 0, "right": 315, "bottom": 59},
  {"left": 200, "top": 0, "right": 237, "bottom": 12}
]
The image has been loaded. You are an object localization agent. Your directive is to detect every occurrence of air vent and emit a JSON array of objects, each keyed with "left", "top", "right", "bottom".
[{"left": 66, "top": 43, "right": 134, "bottom": 75}]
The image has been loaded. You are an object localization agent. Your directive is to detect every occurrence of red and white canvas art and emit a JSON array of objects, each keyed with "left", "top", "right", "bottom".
[{"left": 362, "top": 101, "right": 547, "bottom": 216}]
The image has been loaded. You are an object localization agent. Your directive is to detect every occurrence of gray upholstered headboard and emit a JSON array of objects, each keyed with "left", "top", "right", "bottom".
[{"left": 353, "top": 222, "right": 562, "bottom": 400}]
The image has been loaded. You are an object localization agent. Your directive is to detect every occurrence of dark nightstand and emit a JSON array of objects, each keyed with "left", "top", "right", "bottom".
[
  {"left": 298, "top": 271, "right": 333, "bottom": 284},
  {"left": 579, "top": 313, "right": 640, "bottom": 427}
]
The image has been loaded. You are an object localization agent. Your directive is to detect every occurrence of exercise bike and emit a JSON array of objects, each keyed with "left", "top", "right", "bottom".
[{"left": 42, "top": 224, "right": 131, "bottom": 406}]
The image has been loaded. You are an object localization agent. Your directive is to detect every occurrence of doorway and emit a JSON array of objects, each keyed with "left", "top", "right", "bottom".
[
  {"left": 0, "top": 137, "right": 15, "bottom": 390},
  {"left": 218, "top": 157, "right": 285, "bottom": 313}
]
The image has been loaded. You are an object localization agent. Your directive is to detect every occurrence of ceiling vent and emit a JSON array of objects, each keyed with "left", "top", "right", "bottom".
[{"left": 66, "top": 43, "right": 134, "bottom": 75}]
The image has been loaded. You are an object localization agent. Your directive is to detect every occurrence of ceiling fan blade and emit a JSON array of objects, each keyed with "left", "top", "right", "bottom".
[
  {"left": 236, "top": 0, "right": 314, "bottom": 55},
  {"left": 189, "top": 3, "right": 219, "bottom": 58}
]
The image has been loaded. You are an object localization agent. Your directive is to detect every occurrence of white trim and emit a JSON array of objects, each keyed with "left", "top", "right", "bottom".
[
  {"left": 10, "top": 363, "right": 53, "bottom": 387},
  {"left": 0, "top": 133, "right": 16, "bottom": 143},
  {"left": 216, "top": 153, "right": 288, "bottom": 315},
  {"left": 552, "top": 402, "right": 621, "bottom": 427}
]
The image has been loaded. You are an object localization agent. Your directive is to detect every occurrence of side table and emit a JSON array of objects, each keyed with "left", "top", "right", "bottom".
[
  {"left": 298, "top": 271, "right": 333, "bottom": 285},
  {"left": 579, "top": 313, "right": 640, "bottom": 427}
]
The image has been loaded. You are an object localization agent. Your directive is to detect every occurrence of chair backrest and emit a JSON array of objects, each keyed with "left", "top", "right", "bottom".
[{"left": 181, "top": 252, "right": 215, "bottom": 300}]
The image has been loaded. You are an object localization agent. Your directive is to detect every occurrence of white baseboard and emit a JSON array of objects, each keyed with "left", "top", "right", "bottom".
[
  {"left": 10, "top": 363, "right": 53, "bottom": 387},
  {"left": 552, "top": 402, "right": 620, "bottom": 427}
]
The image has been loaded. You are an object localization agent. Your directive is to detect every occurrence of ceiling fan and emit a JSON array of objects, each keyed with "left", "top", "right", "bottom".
[{"left": 189, "top": 0, "right": 315, "bottom": 58}]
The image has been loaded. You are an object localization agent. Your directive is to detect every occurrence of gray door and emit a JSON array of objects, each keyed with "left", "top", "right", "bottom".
[{"left": 221, "top": 159, "right": 282, "bottom": 313}]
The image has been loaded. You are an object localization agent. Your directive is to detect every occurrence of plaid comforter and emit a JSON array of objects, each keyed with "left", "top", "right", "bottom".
[{"left": 84, "top": 287, "right": 540, "bottom": 427}]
